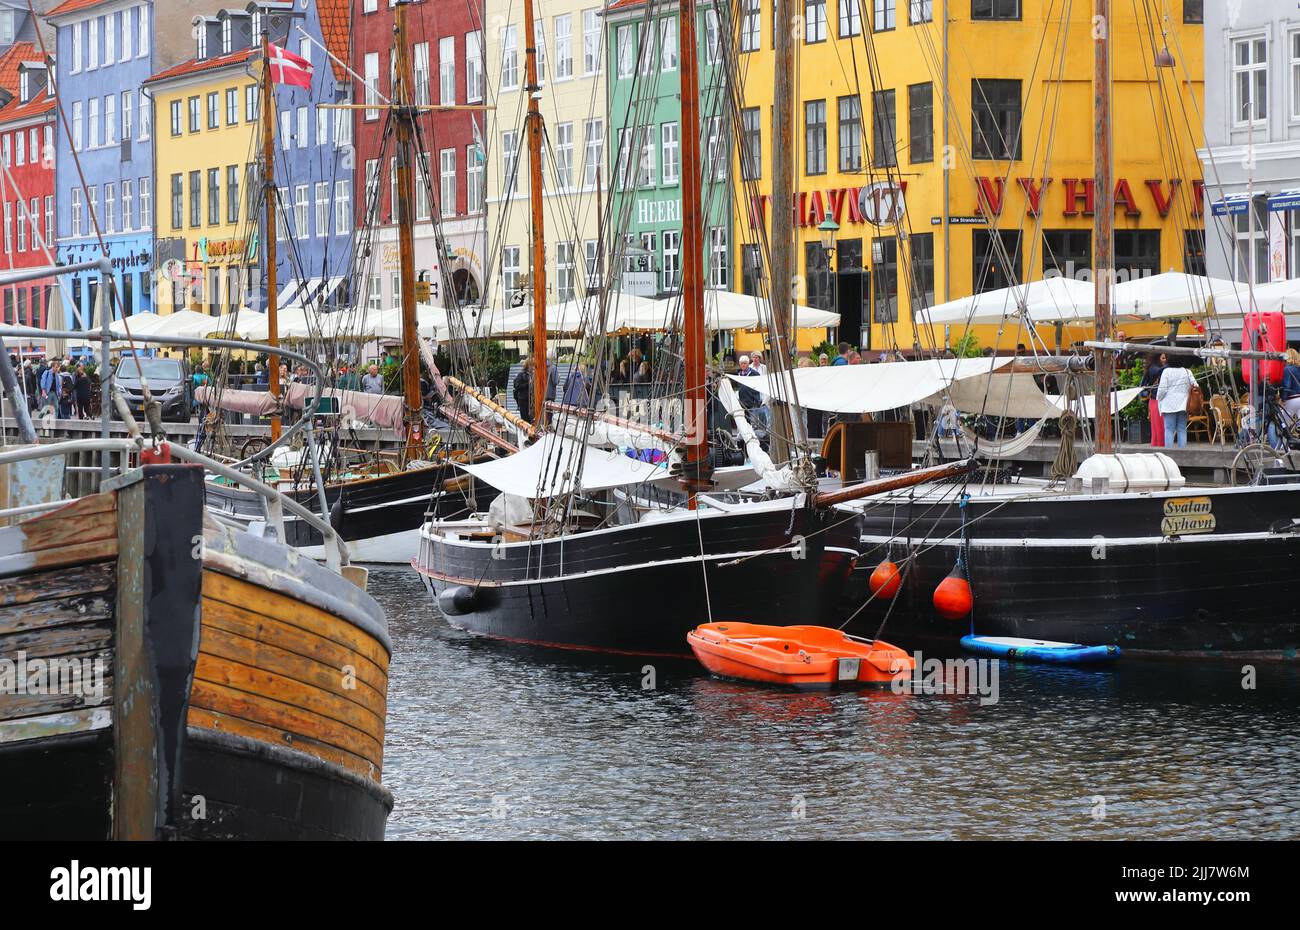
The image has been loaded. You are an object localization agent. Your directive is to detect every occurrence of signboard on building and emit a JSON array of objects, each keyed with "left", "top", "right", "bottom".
[{"left": 621, "top": 271, "right": 657, "bottom": 297}]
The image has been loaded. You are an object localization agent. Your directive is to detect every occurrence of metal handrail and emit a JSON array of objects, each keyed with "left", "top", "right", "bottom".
[{"left": 0, "top": 437, "right": 350, "bottom": 571}]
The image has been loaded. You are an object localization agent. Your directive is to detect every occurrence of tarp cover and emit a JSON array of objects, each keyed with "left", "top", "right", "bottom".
[{"left": 456, "top": 434, "right": 673, "bottom": 498}]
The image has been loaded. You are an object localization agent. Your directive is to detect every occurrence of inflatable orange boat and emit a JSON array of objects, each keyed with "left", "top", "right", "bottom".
[{"left": 687, "top": 623, "right": 915, "bottom": 690}]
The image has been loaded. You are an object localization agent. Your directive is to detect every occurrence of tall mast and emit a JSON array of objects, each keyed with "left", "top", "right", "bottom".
[
  {"left": 261, "top": 26, "right": 281, "bottom": 442},
  {"left": 1092, "top": 0, "right": 1114, "bottom": 454},
  {"left": 524, "top": 0, "right": 547, "bottom": 426},
  {"left": 679, "top": 0, "right": 709, "bottom": 503},
  {"left": 393, "top": 0, "right": 424, "bottom": 461},
  {"left": 767, "top": 0, "right": 796, "bottom": 464}
]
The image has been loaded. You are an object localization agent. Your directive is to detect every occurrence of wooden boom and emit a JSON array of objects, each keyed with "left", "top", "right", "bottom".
[{"left": 813, "top": 457, "right": 979, "bottom": 509}]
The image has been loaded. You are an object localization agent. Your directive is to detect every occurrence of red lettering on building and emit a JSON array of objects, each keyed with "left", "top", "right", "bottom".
[
  {"left": 1191, "top": 179, "right": 1206, "bottom": 217},
  {"left": 1113, "top": 178, "right": 1142, "bottom": 217},
  {"left": 1144, "top": 179, "right": 1181, "bottom": 218},
  {"left": 826, "top": 188, "right": 848, "bottom": 224},
  {"left": 807, "top": 189, "right": 827, "bottom": 226},
  {"left": 975, "top": 177, "right": 1005, "bottom": 216},
  {"left": 1017, "top": 177, "right": 1052, "bottom": 216},
  {"left": 845, "top": 187, "right": 864, "bottom": 224},
  {"left": 1063, "top": 178, "right": 1095, "bottom": 216},
  {"left": 748, "top": 194, "right": 768, "bottom": 228},
  {"left": 796, "top": 191, "right": 808, "bottom": 227}
]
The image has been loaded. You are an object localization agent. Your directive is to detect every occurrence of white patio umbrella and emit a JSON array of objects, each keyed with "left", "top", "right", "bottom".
[
  {"left": 920, "top": 276, "right": 1098, "bottom": 326},
  {"left": 1112, "top": 271, "right": 1242, "bottom": 318},
  {"left": 653, "top": 290, "right": 840, "bottom": 331}
]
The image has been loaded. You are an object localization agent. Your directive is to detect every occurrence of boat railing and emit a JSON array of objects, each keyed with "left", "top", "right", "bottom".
[{"left": 0, "top": 436, "right": 351, "bottom": 571}]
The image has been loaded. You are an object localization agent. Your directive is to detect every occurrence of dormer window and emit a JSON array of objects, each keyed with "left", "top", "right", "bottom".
[
  {"left": 198, "top": 27, "right": 208, "bottom": 59},
  {"left": 222, "top": 19, "right": 232, "bottom": 54},
  {"left": 251, "top": 11, "right": 263, "bottom": 41},
  {"left": 19, "top": 71, "right": 29, "bottom": 104}
]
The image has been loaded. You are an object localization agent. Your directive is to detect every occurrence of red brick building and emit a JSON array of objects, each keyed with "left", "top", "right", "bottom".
[{"left": 351, "top": 0, "right": 486, "bottom": 311}]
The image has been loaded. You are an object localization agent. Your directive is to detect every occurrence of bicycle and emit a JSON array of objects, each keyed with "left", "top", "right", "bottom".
[{"left": 1229, "top": 390, "right": 1300, "bottom": 486}]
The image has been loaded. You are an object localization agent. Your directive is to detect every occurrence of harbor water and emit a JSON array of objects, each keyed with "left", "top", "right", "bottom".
[{"left": 374, "top": 569, "right": 1300, "bottom": 840}]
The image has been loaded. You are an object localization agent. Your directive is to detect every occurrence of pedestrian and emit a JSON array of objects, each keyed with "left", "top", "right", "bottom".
[
  {"left": 57, "top": 366, "right": 74, "bottom": 419},
  {"left": 1281, "top": 348, "right": 1300, "bottom": 426},
  {"left": 848, "top": 351, "right": 862, "bottom": 365},
  {"left": 735, "top": 354, "right": 769, "bottom": 433},
  {"left": 545, "top": 349, "right": 559, "bottom": 403},
  {"left": 832, "top": 342, "right": 851, "bottom": 366},
  {"left": 750, "top": 351, "right": 766, "bottom": 376},
  {"left": 22, "top": 359, "right": 38, "bottom": 411},
  {"left": 73, "top": 365, "right": 92, "bottom": 418},
  {"left": 513, "top": 357, "right": 534, "bottom": 422},
  {"left": 562, "top": 363, "right": 590, "bottom": 407},
  {"left": 192, "top": 363, "right": 209, "bottom": 390},
  {"left": 1140, "top": 351, "right": 1167, "bottom": 447},
  {"left": 1157, "top": 361, "right": 1196, "bottom": 448},
  {"left": 361, "top": 364, "right": 385, "bottom": 394},
  {"left": 818, "top": 353, "right": 829, "bottom": 367}
]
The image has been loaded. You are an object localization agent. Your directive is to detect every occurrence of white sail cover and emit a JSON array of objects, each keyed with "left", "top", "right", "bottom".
[{"left": 456, "top": 435, "right": 673, "bottom": 498}]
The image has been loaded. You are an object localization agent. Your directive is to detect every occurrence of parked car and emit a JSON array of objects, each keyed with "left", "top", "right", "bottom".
[{"left": 111, "top": 355, "right": 193, "bottom": 423}]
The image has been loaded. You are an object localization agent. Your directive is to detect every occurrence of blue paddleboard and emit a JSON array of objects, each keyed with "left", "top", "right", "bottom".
[{"left": 960, "top": 635, "right": 1120, "bottom": 664}]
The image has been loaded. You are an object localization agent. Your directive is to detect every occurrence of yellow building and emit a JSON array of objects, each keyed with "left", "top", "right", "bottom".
[
  {"left": 732, "top": 0, "right": 1205, "bottom": 355},
  {"left": 145, "top": 45, "right": 260, "bottom": 316}
]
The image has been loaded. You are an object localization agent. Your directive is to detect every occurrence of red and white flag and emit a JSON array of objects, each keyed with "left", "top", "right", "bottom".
[{"left": 267, "top": 43, "right": 313, "bottom": 89}]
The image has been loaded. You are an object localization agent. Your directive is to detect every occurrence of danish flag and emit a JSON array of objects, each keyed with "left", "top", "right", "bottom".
[{"left": 267, "top": 43, "right": 313, "bottom": 89}]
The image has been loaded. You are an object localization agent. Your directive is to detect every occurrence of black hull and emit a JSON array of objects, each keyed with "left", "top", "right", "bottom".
[
  {"left": 0, "top": 728, "right": 392, "bottom": 841},
  {"left": 417, "top": 502, "right": 862, "bottom": 656},
  {"left": 847, "top": 484, "right": 1300, "bottom": 657}
]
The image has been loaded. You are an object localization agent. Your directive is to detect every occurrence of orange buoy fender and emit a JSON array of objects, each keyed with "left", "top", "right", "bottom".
[
  {"left": 869, "top": 560, "right": 903, "bottom": 598},
  {"left": 933, "top": 561, "right": 973, "bottom": 620}
]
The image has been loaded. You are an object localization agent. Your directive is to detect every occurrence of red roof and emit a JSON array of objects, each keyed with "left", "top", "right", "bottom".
[
  {"left": 316, "top": 0, "right": 351, "bottom": 85},
  {"left": 0, "top": 43, "right": 40, "bottom": 97},
  {"left": 144, "top": 47, "right": 256, "bottom": 86},
  {"left": 0, "top": 88, "right": 56, "bottom": 126},
  {"left": 606, "top": 0, "right": 648, "bottom": 10},
  {"left": 44, "top": 0, "right": 115, "bottom": 17}
]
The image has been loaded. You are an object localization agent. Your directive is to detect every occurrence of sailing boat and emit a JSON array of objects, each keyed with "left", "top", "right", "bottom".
[
  {"left": 200, "top": 9, "right": 512, "bottom": 562},
  {"left": 834, "top": 0, "right": 1300, "bottom": 658},
  {"left": 411, "top": 0, "right": 967, "bottom": 656}
]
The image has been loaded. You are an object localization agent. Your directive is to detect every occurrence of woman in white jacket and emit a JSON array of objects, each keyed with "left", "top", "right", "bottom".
[{"left": 1156, "top": 363, "right": 1196, "bottom": 448}]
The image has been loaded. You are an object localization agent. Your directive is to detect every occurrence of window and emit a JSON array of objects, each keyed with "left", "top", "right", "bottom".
[
  {"left": 972, "top": 228, "right": 1021, "bottom": 292},
  {"left": 739, "top": 244, "right": 762, "bottom": 296},
  {"left": 139, "top": 92, "right": 150, "bottom": 140},
  {"left": 73, "top": 101, "right": 84, "bottom": 151},
  {"left": 839, "top": 96, "right": 862, "bottom": 172},
  {"left": 227, "top": 165, "right": 240, "bottom": 223},
  {"left": 708, "top": 117, "right": 726, "bottom": 181},
  {"left": 910, "top": 233, "right": 935, "bottom": 308},
  {"left": 584, "top": 9, "right": 602, "bottom": 75},
  {"left": 197, "top": 26, "right": 207, "bottom": 60},
  {"left": 122, "top": 180, "right": 134, "bottom": 232},
  {"left": 971, "top": 78, "right": 1021, "bottom": 160},
  {"left": 555, "top": 122, "right": 574, "bottom": 188},
  {"left": 317, "top": 108, "right": 329, "bottom": 151},
  {"left": 206, "top": 91, "right": 218, "bottom": 130},
  {"left": 466, "top": 30, "right": 484, "bottom": 103},
  {"left": 972, "top": 0, "right": 1020, "bottom": 19},
  {"left": 105, "top": 96, "right": 116, "bottom": 145},
  {"left": 294, "top": 185, "right": 309, "bottom": 235},
  {"left": 557, "top": 242, "right": 576, "bottom": 301},
  {"left": 207, "top": 168, "right": 219, "bottom": 225},
  {"left": 188, "top": 96, "right": 200, "bottom": 133},
  {"left": 709, "top": 227, "right": 729, "bottom": 288},
  {"left": 806, "top": 0, "right": 827, "bottom": 43},
  {"left": 106, "top": 13, "right": 116, "bottom": 62},
  {"left": 412, "top": 42, "right": 430, "bottom": 106},
  {"left": 16, "top": 202, "right": 25, "bottom": 251},
  {"left": 868, "top": 238, "right": 897, "bottom": 322},
  {"left": 1232, "top": 37, "right": 1268, "bottom": 125},
  {"left": 139, "top": 178, "right": 150, "bottom": 230},
  {"left": 617, "top": 25, "right": 635, "bottom": 77},
  {"left": 874, "top": 0, "right": 896, "bottom": 31},
  {"left": 1292, "top": 33, "right": 1300, "bottom": 122},
  {"left": 280, "top": 110, "right": 291, "bottom": 150},
  {"left": 660, "top": 18, "right": 677, "bottom": 71},
  {"left": 89, "top": 97, "right": 100, "bottom": 148},
  {"left": 637, "top": 22, "right": 653, "bottom": 75},
  {"left": 705, "top": 9, "right": 721, "bottom": 63},
  {"left": 741, "top": 107, "right": 761, "bottom": 180},
  {"left": 502, "top": 130, "right": 519, "bottom": 196},
  {"left": 536, "top": 21, "right": 547, "bottom": 82},
  {"left": 501, "top": 25, "right": 518, "bottom": 90},
  {"left": 439, "top": 36, "right": 456, "bottom": 105},
  {"left": 615, "top": 129, "right": 632, "bottom": 187},
  {"left": 121, "top": 8, "right": 132, "bottom": 60},
  {"left": 190, "top": 171, "right": 201, "bottom": 227},
  {"left": 840, "top": 0, "right": 862, "bottom": 36},
  {"left": 296, "top": 106, "right": 308, "bottom": 149},
  {"left": 14, "top": 130, "right": 22, "bottom": 166},
  {"left": 585, "top": 240, "right": 601, "bottom": 288},
  {"left": 555, "top": 15, "right": 573, "bottom": 79},
  {"left": 467, "top": 144, "right": 484, "bottom": 213},
  {"left": 1182, "top": 0, "right": 1202, "bottom": 24},
  {"left": 584, "top": 119, "right": 603, "bottom": 187},
  {"left": 805, "top": 100, "right": 827, "bottom": 175},
  {"left": 335, "top": 94, "right": 352, "bottom": 145},
  {"left": 662, "top": 230, "right": 680, "bottom": 291},
  {"left": 45, "top": 195, "right": 54, "bottom": 244},
  {"left": 638, "top": 127, "right": 656, "bottom": 186},
  {"left": 170, "top": 174, "right": 182, "bottom": 229},
  {"left": 1043, "top": 229, "right": 1091, "bottom": 279},
  {"left": 335, "top": 180, "right": 351, "bottom": 234},
  {"left": 872, "top": 90, "right": 896, "bottom": 167},
  {"left": 440, "top": 148, "right": 456, "bottom": 216},
  {"left": 72, "top": 22, "right": 83, "bottom": 73},
  {"left": 362, "top": 53, "right": 380, "bottom": 121},
  {"left": 314, "top": 181, "right": 329, "bottom": 237},
  {"left": 72, "top": 188, "right": 83, "bottom": 236},
  {"left": 122, "top": 90, "right": 133, "bottom": 142},
  {"left": 415, "top": 152, "right": 431, "bottom": 220},
  {"left": 661, "top": 122, "right": 679, "bottom": 184},
  {"left": 502, "top": 247, "right": 521, "bottom": 296},
  {"left": 139, "top": 6, "right": 150, "bottom": 57},
  {"left": 910, "top": 0, "right": 934, "bottom": 23},
  {"left": 1115, "top": 230, "right": 1161, "bottom": 282},
  {"left": 1228, "top": 207, "right": 1264, "bottom": 280},
  {"left": 89, "top": 17, "right": 99, "bottom": 69},
  {"left": 908, "top": 83, "right": 933, "bottom": 162},
  {"left": 104, "top": 182, "right": 115, "bottom": 234}
]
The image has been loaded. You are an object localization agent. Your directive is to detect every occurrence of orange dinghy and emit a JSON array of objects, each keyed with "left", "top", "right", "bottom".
[{"left": 686, "top": 623, "right": 915, "bottom": 690}]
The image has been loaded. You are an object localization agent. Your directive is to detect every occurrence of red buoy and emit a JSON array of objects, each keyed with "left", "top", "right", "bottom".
[
  {"left": 869, "top": 560, "right": 902, "bottom": 599},
  {"left": 933, "top": 562, "right": 973, "bottom": 620}
]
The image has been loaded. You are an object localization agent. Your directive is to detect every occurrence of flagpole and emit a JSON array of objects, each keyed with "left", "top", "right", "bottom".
[{"left": 261, "top": 26, "right": 281, "bottom": 443}]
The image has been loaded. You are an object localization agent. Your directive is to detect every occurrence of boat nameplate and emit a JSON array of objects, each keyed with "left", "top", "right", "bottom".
[
  {"left": 836, "top": 657, "right": 861, "bottom": 681},
  {"left": 1161, "top": 496, "right": 1216, "bottom": 536}
]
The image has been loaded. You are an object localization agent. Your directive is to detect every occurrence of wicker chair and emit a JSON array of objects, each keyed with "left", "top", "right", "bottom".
[{"left": 1208, "top": 394, "right": 1236, "bottom": 445}]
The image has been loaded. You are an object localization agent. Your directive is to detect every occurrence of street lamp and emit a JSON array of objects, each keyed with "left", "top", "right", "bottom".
[{"left": 818, "top": 217, "right": 840, "bottom": 256}]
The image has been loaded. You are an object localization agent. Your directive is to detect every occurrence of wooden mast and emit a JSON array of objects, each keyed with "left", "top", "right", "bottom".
[
  {"left": 260, "top": 26, "right": 281, "bottom": 442},
  {"left": 1092, "top": 0, "right": 1114, "bottom": 454},
  {"left": 679, "top": 0, "right": 710, "bottom": 505},
  {"left": 393, "top": 0, "right": 424, "bottom": 462},
  {"left": 767, "top": 0, "right": 797, "bottom": 464},
  {"left": 523, "top": 0, "right": 548, "bottom": 426}
]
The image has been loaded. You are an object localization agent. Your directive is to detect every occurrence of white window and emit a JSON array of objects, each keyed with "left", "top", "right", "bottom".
[
  {"left": 88, "top": 98, "right": 100, "bottom": 149},
  {"left": 502, "top": 130, "right": 519, "bottom": 196},
  {"left": 1234, "top": 204, "right": 1269, "bottom": 284},
  {"left": 555, "top": 15, "right": 572, "bottom": 80},
  {"left": 335, "top": 92, "right": 352, "bottom": 145},
  {"left": 661, "top": 122, "right": 679, "bottom": 184},
  {"left": 364, "top": 159, "right": 379, "bottom": 218},
  {"left": 1232, "top": 36, "right": 1268, "bottom": 125},
  {"left": 709, "top": 227, "right": 729, "bottom": 288},
  {"left": 88, "top": 18, "right": 99, "bottom": 70},
  {"left": 637, "top": 128, "right": 656, "bottom": 187},
  {"left": 705, "top": 9, "right": 720, "bottom": 64},
  {"left": 583, "top": 9, "right": 602, "bottom": 75},
  {"left": 14, "top": 130, "right": 23, "bottom": 166},
  {"left": 501, "top": 25, "right": 518, "bottom": 90},
  {"left": 317, "top": 107, "right": 329, "bottom": 149},
  {"left": 16, "top": 203, "right": 26, "bottom": 251},
  {"left": 139, "top": 5, "right": 149, "bottom": 58},
  {"left": 910, "top": 0, "right": 934, "bottom": 24},
  {"left": 363, "top": 0, "right": 378, "bottom": 13},
  {"left": 502, "top": 246, "right": 521, "bottom": 296},
  {"left": 364, "top": 52, "right": 380, "bottom": 120},
  {"left": 315, "top": 181, "right": 329, "bottom": 237},
  {"left": 297, "top": 106, "right": 309, "bottom": 148},
  {"left": 139, "top": 91, "right": 150, "bottom": 140},
  {"left": 104, "top": 182, "right": 116, "bottom": 234},
  {"left": 638, "top": 23, "right": 654, "bottom": 75},
  {"left": 615, "top": 129, "right": 631, "bottom": 187},
  {"left": 122, "top": 179, "right": 134, "bottom": 232},
  {"left": 415, "top": 152, "right": 431, "bottom": 220},
  {"left": 873, "top": 0, "right": 896, "bottom": 31},
  {"left": 122, "top": 90, "right": 133, "bottom": 141},
  {"left": 439, "top": 36, "right": 456, "bottom": 105},
  {"left": 87, "top": 186, "right": 98, "bottom": 230},
  {"left": 806, "top": 0, "right": 828, "bottom": 43},
  {"left": 556, "top": 241, "right": 575, "bottom": 301},
  {"left": 334, "top": 180, "right": 350, "bottom": 234},
  {"left": 105, "top": 95, "right": 116, "bottom": 145},
  {"left": 617, "top": 25, "right": 634, "bottom": 78},
  {"left": 1, "top": 134, "right": 7, "bottom": 167},
  {"left": 139, "top": 178, "right": 150, "bottom": 230},
  {"left": 121, "top": 8, "right": 132, "bottom": 61},
  {"left": 30, "top": 197, "right": 40, "bottom": 250},
  {"left": 71, "top": 189, "right": 82, "bottom": 237},
  {"left": 1291, "top": 32, "right": 1300, "bottom": 122},
  {"left": 466, "top": 30, "right": 484, "bottom": 103},
  {"left": 660, "top": 18, "right": 677, "bottom": 71},
  {"left": 106, "top": 12, "right": 116, "bottom": 62},
  {"left": 467, "top": 143, "right": 484, "bottom": 213},
  {"left": 741, "top": 0, "right": 760, "bottom": 52},
  {"left": 3, "top": 203, "right": 10, "bottom": 253},
  {"left": 294, "top": 185, "right": 309, "bottom": 235},
  {"left": 584, "top": 118, "right": 603, "bottom": 188},
  {"left": 367, "top": 275, "right": 381, "bottom": 311},
  {"left": 555, "top": 122, "right": 574, "bottom": 188},
  {"left": 585, "top": 239, "right": 600, "bottom": 287},
  {"left": 413, "top": 42, "right": 430, "bottom": 106},
  {"left": 440, "top": 147, "right": 456, "bottom": 216},
  {"left": 535, "top": 21, "right": 547, "bottom": 82},
  {"left": 662, "top": 230, "right": 680, "bottom": 291},
  {"left": 841, "top": 0, "right": 862, "bottom": 36},
  {"left": 297, "top": 36, "right": 309, "bottom": 63}
]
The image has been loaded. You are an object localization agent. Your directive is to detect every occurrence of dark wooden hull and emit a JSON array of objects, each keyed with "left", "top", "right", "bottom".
[
  {"left": 416, "top": 501, "right": 862, "bottom": 656},
  {"left": 846, "top": 484, "right": 1300, "bottom": 657}
]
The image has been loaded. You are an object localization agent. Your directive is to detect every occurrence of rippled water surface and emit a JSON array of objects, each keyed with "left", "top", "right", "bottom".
[{"left": 371, "top": 569, "right": 1300, "bottom": 840}]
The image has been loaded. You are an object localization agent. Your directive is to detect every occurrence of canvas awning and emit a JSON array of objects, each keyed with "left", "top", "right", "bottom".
[
  {"left": 1211, "top": 192, "right": 1264, "bottom": 216},
  {"left": 456, "top": 435, "right": 674, "bottom": 498},
  {"left": 1269, "top": 189, "right": 1300, "bottom": 212}
]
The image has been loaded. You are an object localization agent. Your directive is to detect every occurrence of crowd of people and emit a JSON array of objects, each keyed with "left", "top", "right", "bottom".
[{"left": 12, "top": 356, "right": 96, "bottom": 420}]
